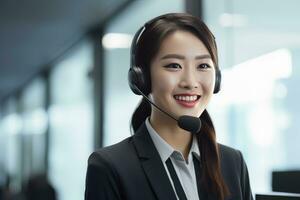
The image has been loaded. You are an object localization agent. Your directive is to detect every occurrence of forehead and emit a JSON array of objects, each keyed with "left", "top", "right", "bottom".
[{"left": 156, "top": 30, "right": 210, "bottom": 57}]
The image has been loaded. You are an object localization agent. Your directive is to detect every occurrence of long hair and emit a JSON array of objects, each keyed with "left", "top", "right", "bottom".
[{"left": 130, "top": 13, "right": 229, "bottom": 200}]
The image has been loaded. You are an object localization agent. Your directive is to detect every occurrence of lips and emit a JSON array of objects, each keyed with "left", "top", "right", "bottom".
[{"left": 173, "top": 94, "right": 201, "bottom": 108}]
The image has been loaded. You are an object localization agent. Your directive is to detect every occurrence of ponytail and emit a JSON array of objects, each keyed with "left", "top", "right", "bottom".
[
  {"left": 130, "top": 98, "right": 151, "bottom": 134},
  {"left": 198, "top": 110, "right": 230, "bottom": 199}
]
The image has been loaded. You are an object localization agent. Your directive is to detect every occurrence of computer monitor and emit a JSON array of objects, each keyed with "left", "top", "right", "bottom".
[
  {"left": 272, "top": 170, "right": 300, "bottom": 193},
  {"left": 256, "top": 193, "right": 300, "bottom": 200}
]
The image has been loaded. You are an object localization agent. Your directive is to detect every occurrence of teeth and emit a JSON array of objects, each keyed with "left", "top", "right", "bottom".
[{"left": 174, "top": 95, "right": 198, "bottom": 101}]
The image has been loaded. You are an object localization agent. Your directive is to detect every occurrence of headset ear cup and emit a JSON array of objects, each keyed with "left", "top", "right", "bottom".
[
  {"left": 128, "top": 66, "right": 146, "bottom": 95},
  {"left": 213, "top": 69, "right": 221, "bottom": 93}
]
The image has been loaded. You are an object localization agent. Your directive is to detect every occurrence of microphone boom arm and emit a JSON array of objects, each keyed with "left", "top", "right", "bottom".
[{"left": 133, "top": 85, "right": 178, "bottom": 122}]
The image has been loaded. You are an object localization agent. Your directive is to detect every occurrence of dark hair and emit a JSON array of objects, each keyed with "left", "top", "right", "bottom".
[
  {"left": 130, "top": 13, "right": 229, "bottom": 200},
  {"left": 24, "top": 174, "right": 57, "bottom": 200}
]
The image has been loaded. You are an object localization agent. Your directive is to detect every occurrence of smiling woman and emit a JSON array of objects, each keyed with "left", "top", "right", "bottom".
[
  {"left": 85, "top": 13, "right": 253, "bottom": 200},
  {"left": 150, "top": 30, "right": 215, "bottom": 119}
]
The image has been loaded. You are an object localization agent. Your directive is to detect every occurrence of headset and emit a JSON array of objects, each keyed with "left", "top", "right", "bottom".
[{"left": 128, "top": 14, "right": 221, "bottom": 96}]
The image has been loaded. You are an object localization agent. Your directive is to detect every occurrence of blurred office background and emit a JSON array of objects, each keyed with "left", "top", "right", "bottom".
[{"left": 0, "top": 0, "right": 299, "bottom": 199}]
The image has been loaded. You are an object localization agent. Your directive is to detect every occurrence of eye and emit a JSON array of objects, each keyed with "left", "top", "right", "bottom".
[
  {"left": 197, "top": 63, "right": 211, "bottom": 70},
  {"left": 163, "top": 63, "right": 182, "bottom": 69}
]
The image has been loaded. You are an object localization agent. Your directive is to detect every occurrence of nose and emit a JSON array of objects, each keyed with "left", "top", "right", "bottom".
[{"left": 178, "top": 68, "right": 199, "bottom": 89}]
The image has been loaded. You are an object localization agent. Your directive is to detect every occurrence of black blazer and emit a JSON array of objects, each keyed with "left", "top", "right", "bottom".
[{"left": 85, "top": 123, "right": 254, "bottom": 200}]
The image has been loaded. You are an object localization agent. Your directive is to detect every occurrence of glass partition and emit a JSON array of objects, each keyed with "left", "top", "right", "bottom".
[
  {"left": 48, "top": 39, "right": 94, "bottom": 200},
  {"left": 19, "top": 77, "right": 47, "bottom": 180},
  {"left": 203, "top": 0, "right": 300, "bottom": 194},
  {"left": 0, "top": 97, "right": 22, "bottom": 191}
]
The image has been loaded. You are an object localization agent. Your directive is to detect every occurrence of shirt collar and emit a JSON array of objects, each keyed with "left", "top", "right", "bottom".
[
  {"left": 146, "top": 117, "right": 174, "bottom": 162},
  {"left": 190, "top": 133, "right": 200, "bottom": 160},
  {"left": 145, "top": 117, "right": 200, "bottom": 162}
]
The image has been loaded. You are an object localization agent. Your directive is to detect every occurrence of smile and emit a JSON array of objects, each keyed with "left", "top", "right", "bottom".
[{"left": 173, "top": 94, "right": 201, "bottom": 108}]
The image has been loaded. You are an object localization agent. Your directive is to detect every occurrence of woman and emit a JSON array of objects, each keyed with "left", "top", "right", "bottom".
[{"left": 85, "top": 13, "right": 253, "bottom": 200}]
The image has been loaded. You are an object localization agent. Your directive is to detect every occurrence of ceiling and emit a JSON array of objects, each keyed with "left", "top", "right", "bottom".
[{"left": 0, "top": 0, "right": 132, "bottom": 102}]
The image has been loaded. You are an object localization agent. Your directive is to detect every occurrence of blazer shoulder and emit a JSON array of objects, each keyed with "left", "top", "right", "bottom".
[
  {"left": 218, "top": 143, "right": 243, "bottom": 164},
  {"left": 88, "top": 136, "right": 135, "bottom": 167},
  {"left": 218, "top": 143, "right": 245, "bottom": 180},
  {"left": 85, "top": 137, "right": 136, "bottom": 200},
  {"left": 218, "top": 144, "right": 254, "bottom": 200},
  {"left": 218, "top": 143, "right": 240, "bottom": 155}
]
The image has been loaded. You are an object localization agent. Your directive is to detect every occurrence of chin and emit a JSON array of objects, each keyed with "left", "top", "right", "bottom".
[{"left": 173, "top": 110, "right": 201, "bottom": 118}]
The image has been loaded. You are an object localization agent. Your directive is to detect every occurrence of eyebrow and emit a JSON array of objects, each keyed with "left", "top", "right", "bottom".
[{"left": 160, "top": 54, "right": 211, "bottom": 60}]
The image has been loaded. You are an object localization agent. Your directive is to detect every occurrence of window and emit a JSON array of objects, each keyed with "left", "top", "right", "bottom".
[
  {"left": 20, "top": 77, "right": 47, "bottom": 180},
  {"left": 48, "top": 39, "right": 94, "bottom": 200},
  {"left": 204, "top": 0, "right": 300, "bottom": 193},
  {"left": 0, "top": 97, "right": 22, "bottom": 190}
]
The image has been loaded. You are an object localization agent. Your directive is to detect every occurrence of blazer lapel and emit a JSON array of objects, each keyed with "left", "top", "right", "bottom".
[{"left": 133, "top": 123, "right": 177, "bottom": 200}]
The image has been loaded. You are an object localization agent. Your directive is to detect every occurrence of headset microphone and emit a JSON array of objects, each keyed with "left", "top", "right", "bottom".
[{"left": 132, "top": 84, "right": 202, "bottom": 133}]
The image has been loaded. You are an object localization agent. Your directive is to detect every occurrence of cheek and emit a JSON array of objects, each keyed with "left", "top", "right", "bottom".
[
  {"left": 151, "top": 72, "right": 178, "bottom": 95},
  {"left": 199, "top": 73, "right": 215, "bottom": 92}
]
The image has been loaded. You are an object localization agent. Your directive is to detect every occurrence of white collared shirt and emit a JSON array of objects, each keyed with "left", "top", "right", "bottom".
[{"left": 145, "top": 118, "right": 200, "bottom": 200}]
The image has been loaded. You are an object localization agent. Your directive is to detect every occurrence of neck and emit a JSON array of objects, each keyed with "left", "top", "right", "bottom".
[{"left": 150, "top": 111, "right": 193, "bottom": 160}]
